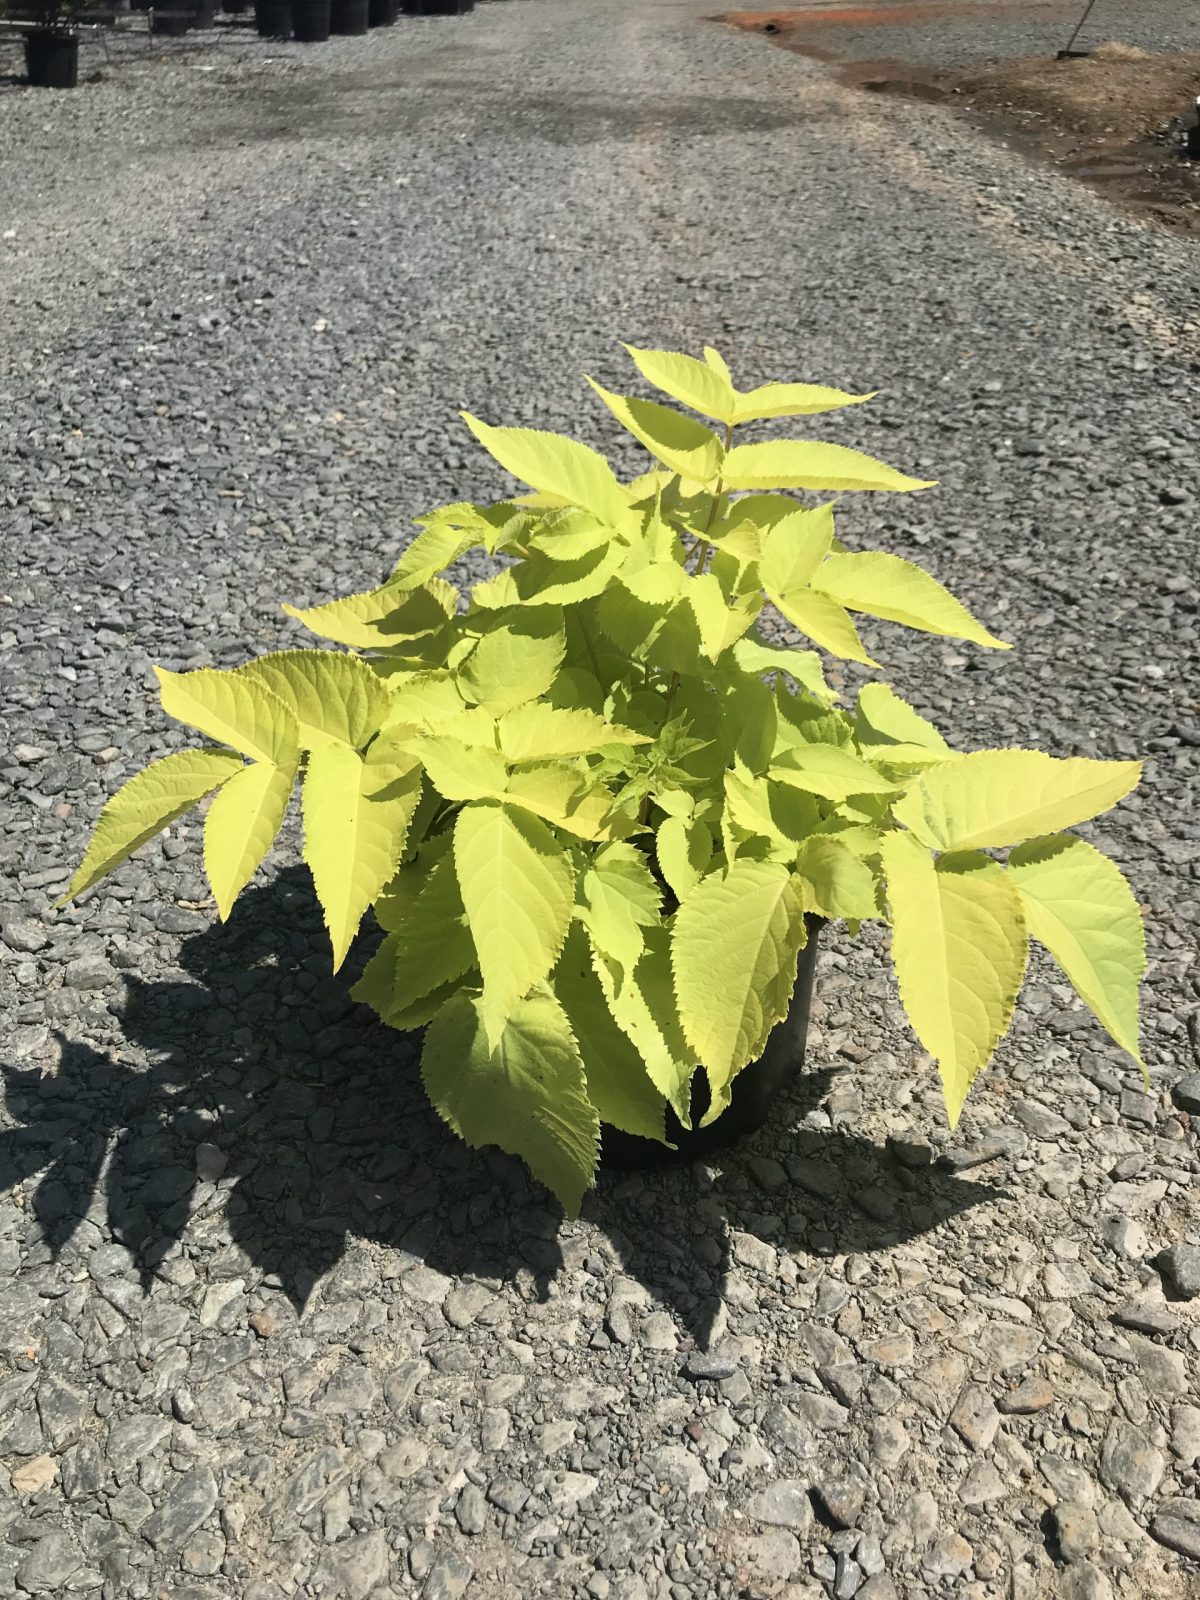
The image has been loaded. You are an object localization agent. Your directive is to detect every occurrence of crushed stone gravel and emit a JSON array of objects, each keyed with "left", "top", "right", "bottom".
[{"left": 2, "top": 2, "right": 1199, "bottom": 1597}]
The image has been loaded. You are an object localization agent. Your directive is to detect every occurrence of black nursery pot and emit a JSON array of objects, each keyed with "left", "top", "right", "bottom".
[
  {"left": 151, "top": 0, "right": 199, "bottom": 32},
  {"left": 409, "top": 0, "right": 473, "bottom": 13},
  {"left": 24, "top": 29, "right": 78, "bottom": 88},
  {"left": 602, "top": 915, "right": 825, "bottom": 1169},
  {"left": 292, "top": 0, "right": 331, "bottom": 39},
  {"left": 330, "top": 0, "right": 369, "bottom": 31},
  {"left": 368, "top": 0, "right": 396, "bottom": 23},
  {"left": 254, "top": 0, "right": 292, "bottom": 36},
  {"left": 193, "top": 0, "right": 217, "bottom": 25}
]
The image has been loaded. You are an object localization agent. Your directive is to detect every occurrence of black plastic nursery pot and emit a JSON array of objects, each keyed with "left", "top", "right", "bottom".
[
  {"left": 368, "top": 0, "right": 396, "bottom": 23},
  {"left": 151, "top": 4, "right": 195, "bottom": 33},
  {"left": 254, "top": 0, "right": 292, "bottom": 35},
  {"left": 292, "top": 0, "right": 331, "bottom": 39},
  {"left": 193, "top": 0, "right": 218, "bottom": 26},
  {"left": 330, "top": 0, "right": 369, "bottom": 31},
  {"left": 407, "top": 0, "right": 473, "bottom": 13},
  {"left": 24, "top": 28, "right": 79, "bottom": 87},
  {"left": 601, "top": 915, "right": 825, "bottom": 1169}
]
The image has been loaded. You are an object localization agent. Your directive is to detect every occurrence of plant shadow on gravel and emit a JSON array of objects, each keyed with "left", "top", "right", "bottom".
[{"left": 1, "top": 871, "right": 999, "bottom": 1347}]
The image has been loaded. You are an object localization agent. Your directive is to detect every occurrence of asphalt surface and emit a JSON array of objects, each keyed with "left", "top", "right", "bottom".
[{"left": 1, "top": 4, "right": 1200, "bottom": 1598}]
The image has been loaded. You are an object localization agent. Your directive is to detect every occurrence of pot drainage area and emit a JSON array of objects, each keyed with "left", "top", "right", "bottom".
[{"left": 722, "top": 0, "right": 1200, "bottom": 233}]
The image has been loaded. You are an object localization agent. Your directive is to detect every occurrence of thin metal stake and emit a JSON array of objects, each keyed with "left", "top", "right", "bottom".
[{"left": 1058, "top": 0, "right": 1100, "bottom": 59}]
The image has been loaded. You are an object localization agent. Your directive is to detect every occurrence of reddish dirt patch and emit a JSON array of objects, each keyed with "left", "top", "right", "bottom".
[{"left": 721, "top": 13, "right": 1200, "bottom": 234}]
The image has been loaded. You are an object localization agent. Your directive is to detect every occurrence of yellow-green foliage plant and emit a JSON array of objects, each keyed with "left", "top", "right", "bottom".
[{"left": 65, "top": 345, "right": 1147, "bottom": 1217}]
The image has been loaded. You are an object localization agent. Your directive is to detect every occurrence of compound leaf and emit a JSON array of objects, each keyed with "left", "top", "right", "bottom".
[
  {"left": 462, "top": 414, "right": 627, "bottom": 526},
  {"left": 283, "top": 583, "right": 451, "bottom": 651},
  {"left": 498, "top": 703, "right": 648, "bottom": 763},
  {"left": 587, "top": 379, "right": 725, "bottom": 485},
  {"left": 656, "top": 814, "right": 712, "bottom": 901},
  {"left": 422, "top": 988, "right": 599, "bottom": 1219},
  {"left": 770, "top": 743, "right": 899, "bottom": 802},
  {"left": 455, "top": 802, "right": 576, "bottom": 1046},
  {"left": 235, "top": 650, "right": 389, "bottom": 750},
  {"left": 554, "top": 925, "right": 667, "bottom": 1143},
  {"left": 769, "top": 587, "right": 877, "bottom": 666},
  {"left": 1008, "top": 834, "right": 1144, "bottom": 1067},
  {"left": 457, "top": 606, "right": 566, "bottom": 714},
  {"left": 732, "top": 380, "right": 875, "bottom": 426},
  {"left": 64, "top": 748, "right": 242, "bottom": 902},
  {"left": 794, "top": 835, "right": 880, "bottom": 920},
  {"left": 623, "top": 344, "right": 736, "bottom": 426},
  {"left": 724, "top": 439, "right": 936, "bottom": 494},
  {"left": 156, "top": 667, "right": 299, "bottom": 767},
  {"left": 882, "top": 830, "right": 1027, "bottom": 1125},
  {"left": 893, "top": 749, "right": 1143, "bottom": 852},
  {"left": 203, "top": 757, "right": 297, "bottom": 920},
  {"left": 757, "top": 503, "right": 835, "bottom": 595},
  {"left": 671, "top": 859, "right": 807, "bottom": 1120},
  {"left": 811, "top": 552, "right": 1008, "bottom": 649},
  {"left": 351, "top": 850, "right": 477, "bottom": 1026},
  {"left": 303, "top": 741, "right": 423, "bottom": 970}
]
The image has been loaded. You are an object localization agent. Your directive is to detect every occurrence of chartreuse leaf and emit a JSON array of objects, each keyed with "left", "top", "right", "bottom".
[
  {"left": 155, "top": 667, "right": 300, "bottom": 767},
  {"left": 811, "top": 553, "right": 1008, "bottom": 649},
  {"left": 893, "top": 749, "right": 1143, "bottom": 852},
  {"left": 513, "top": 541, "right": 628, "bottom": 606},
  {"left": 498, "top": 704, "right": 648, "bottom": 763},
  {"left": 794, "top": 835, "right": 880, "bottom": 920},
  {"left": 351, "top": 850, "right": 477, "bottom": 1027},
  {"left": 283, "top": 583, "right": 451, "bottom": 651},
  {"left": 882, "top": 831, "right": 1027, "bottom": 1125},
  {"left": 591, "top": 925, "right": 695, "bottom": 1126},
  {"left": 203, "top": 758, "right": 297, "bottom": 920},
  {"left": 462, "top": 414, "right": 627, "bottom": 526},
  {"left": 554, "top": 926, "right": 667, "bottom": 1144},
  {"left": 854, "top": 682, "right": 950, "bottom": 764},
  {"left": 731, "top": 380, "right": 876, "bottom": 426},
  {"left": 390, "top": 522, "right": 478, "bottom": 588},
  {"left": 302, "top": 741, "right": 423, "bottom": 970},
  {"left": 457, "top": 606, "right": 566, "bottom": 714},
  {"left": 671, "top": 860, "right": 807, "bottom": 1123},
  {"left": 724, "top": 439, "right": 936, "bottom": 494},
  {"left": 455, "top": 802, "right": 576, "bottom": 1047},
  {"left": 656, "top": 815, "right": 712, "bottom": 900},
  {"left": 685, "top": 572, "right": 761, "bottom": 661},
  {"left": 577, "top": 842, "right": 661, "bottom": 968},
  {"left": 769, "top": 587, "right": 877, "bottom": 666},
  {"left": 1008, "top": 834, "right": 1145, "bottom": 1068},
  {"left": 731, "top": 636, "right": 835, "bottom": 704},
  {"left": 770, "top": 743, "right": 899, "bottom": 802},
  {"left": 527, "top": 508, "right": 612, "bottom": 562},
  {"left": 235, "top": 651, "right": 389, "bottom": 750},
  {"left": 505, "top": 764, "right": 619, "bottom": 841},
  {"left": 623, "top": 344, "right": 737, "bottom": 426},
  {"left": 757, "top": 503, "right": 835, "bottom": 595},
  {"left": 586, "top": 379, "right": 725, "bottom": 485},
  {"left": 422, "top": 988, "right": 599, "bottom": 1219},
  {"left": 63, "top": 748, "right": 243, "bottom": 902},
  {"left": 413, "top": 737, "right": 508, "bottom": 803},
  {"left": 381, "top": 670, "right": 467, "bottom": 728},
  {"left": 723, "top": 771, "right": 817, "bottom": 860}
]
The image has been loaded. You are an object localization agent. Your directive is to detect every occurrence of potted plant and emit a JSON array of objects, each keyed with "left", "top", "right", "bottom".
[
  {"left": 20, "top": 0, "right": 82, "bottom": 88},
  {"left": 64, "top": 345, "right": 1147, "bottom": 1217}
]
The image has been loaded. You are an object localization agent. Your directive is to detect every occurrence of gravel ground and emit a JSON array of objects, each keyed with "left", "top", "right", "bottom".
[{"left": 2, "top": 3, "right": 1200, "bottom": 1598}]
